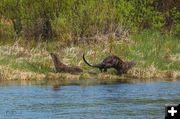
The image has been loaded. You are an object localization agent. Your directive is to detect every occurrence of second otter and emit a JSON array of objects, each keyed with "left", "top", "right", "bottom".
[{"left": 83, "top": 54, "right": 136, "bottom": 75}]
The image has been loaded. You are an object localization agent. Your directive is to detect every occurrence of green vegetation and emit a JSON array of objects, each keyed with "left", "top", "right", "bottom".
[
  {"left": 1, "top": 0, "right": 179, "bottom": 40},
  {"left": 0, "top": 0, "right": 179, "bottom": 81},
  {"left": 0, "top": 30, "right": 179, "bottom": 81}
]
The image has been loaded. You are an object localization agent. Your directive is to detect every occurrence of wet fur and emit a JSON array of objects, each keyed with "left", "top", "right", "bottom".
[
  {"left": 83, "top": 54, "right": 136, "bottom": 75},
  {"left": 50, "top": 53, "right": 83, "bottom": 74}
]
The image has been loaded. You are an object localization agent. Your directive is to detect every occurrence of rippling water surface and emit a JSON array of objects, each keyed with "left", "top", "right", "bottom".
[{"left": 0, "top": 81, "right": 180, "bottom": 119}]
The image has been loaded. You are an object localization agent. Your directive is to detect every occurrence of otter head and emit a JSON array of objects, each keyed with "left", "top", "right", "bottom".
[
  {"left": 50, "top": 52, "right": 63, "bottom": 68},
  {"left": 50, "top": 53, "right": 59, "bottom": 61},
  {"left": 123, "top": 61, "right": 136, "bottom": 72},
  {"left": 128, "top": 61, "right": 136, "bottom": 68},
  {"left": 50, "top": 52, "right": 56, "bottom": 58}
]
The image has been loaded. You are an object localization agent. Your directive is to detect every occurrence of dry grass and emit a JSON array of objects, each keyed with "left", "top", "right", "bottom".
[
  {"left": 0, "top": 63, "right": 180, "bottom": 82},
  {"left": 0, "top": 31, "right": 180, "bottom": 84}
]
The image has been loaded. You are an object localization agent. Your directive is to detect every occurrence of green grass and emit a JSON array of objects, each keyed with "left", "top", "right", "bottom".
[
  {"left": 0, "top": 30, "right": 179, "bottom": 78},
  {"left": 103, "top": 30, "right": 180, "bottom": 71},
  {"left": 11, "top": 60, "right": 52, "bottom": 74},
  {"left": 0, "top": 54, "right": 52, "bottom": 74},
  {"left": 83, "top": 30, "right": 180, "bottom": 71}
]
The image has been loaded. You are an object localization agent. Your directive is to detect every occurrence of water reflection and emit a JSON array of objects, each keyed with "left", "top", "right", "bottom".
[
  {"left": 52, "top": 84, "right": 61, "bottom": 91},
  {"left": 0, "top": 77, "right": 177, "bottom": 87}
]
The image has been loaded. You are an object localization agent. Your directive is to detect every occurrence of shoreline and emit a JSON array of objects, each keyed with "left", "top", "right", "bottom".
[{"left": 1, "top": 65, "right": 180, "bottom": 85}]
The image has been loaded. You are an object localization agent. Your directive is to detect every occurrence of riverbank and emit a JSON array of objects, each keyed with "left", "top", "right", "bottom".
[
  {"left": 0, "top": 31, "right": 180, "bottom": 83},
  {"left": 0, "top": 64, "right": 180, "bottom": 82}
]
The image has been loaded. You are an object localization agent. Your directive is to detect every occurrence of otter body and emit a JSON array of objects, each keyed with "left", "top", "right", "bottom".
[
  {"left": 50, "top": 53, "right": 83, "bottom": 74},
  {"left": 83, "top": 54, "right": 136, "bottom": 75}
]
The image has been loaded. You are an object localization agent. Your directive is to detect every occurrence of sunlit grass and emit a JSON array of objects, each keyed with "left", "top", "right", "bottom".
[{"left": 0, "top": 30, "right": 179, "bottom": 81}]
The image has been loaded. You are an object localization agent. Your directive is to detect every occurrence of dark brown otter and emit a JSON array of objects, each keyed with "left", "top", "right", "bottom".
[
  {"left": 83, "top": 54, "right": 136, "bottom": 75},
  {"left": 50, "top": 53, "right": 83, "bottom": 74}
]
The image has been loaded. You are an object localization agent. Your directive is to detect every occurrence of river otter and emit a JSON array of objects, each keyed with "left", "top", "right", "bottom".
[
  {"left": 83, "top": 54, "right": 136, "bottom": 75},
  {"left": 50, "top": 53, "right": 83, "bottom": 74}
]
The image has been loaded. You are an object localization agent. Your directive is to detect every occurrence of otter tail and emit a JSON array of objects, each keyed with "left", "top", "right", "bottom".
[{"left": 83, "top": 54, "right": 100, "bottom": 68}]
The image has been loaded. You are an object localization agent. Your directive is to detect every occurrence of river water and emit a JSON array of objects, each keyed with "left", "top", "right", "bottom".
[{"left": 0, "top": 81, "right": 180, "bottom": 119}]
